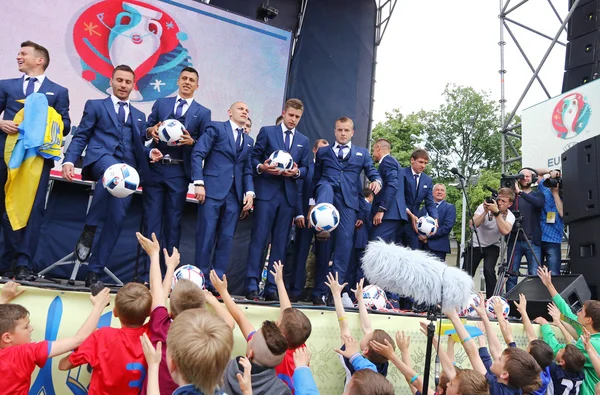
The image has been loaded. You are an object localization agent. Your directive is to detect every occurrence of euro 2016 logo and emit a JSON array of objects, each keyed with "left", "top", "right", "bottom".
[
  {"left": 72, "top": 0, "right": 191, "bottom": 101},
  {"left": 551, "top": 92, "right": 592, "bottom": 139}
]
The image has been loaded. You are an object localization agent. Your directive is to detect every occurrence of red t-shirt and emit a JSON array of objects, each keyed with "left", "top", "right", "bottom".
[
  {"left": 69, "top": 325, "right": 149, "bottom": 395},
  {"left": 0, "top": 341, "right": 49, "bottom": 395},
  {"left": 141, "top": 306, "right": 178, "bottom": 395}
]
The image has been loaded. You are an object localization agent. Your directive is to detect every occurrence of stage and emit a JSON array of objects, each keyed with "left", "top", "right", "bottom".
[{"left": 2, "top": 281, "right": 561, "bottom": 395}]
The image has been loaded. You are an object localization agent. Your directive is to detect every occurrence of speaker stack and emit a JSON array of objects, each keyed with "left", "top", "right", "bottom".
[{"left": 563, "top": 0, "right": 600, "bottom": 92}]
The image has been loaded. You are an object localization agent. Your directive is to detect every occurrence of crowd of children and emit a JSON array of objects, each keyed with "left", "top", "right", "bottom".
[{"left": 1, "top": 240, "right": 600, "bottom": 394}]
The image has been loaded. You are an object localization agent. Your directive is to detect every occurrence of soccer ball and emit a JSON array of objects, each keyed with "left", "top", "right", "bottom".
[
  {"left": 309, "top": 203, "right": 340, "bottom": 232},
  {"left": 158, "top": 119, "right": 184, "bottom": 145},
  {"left": 485, "top": 296, "right": 510, "bottom": 319},
  {"left": 417, "top": 215, "right": 437, "bottom": 237},
  {"left": 268, "top": 150, "right": 294, "bottom": 171},
  {"left": 459, "top": 293, "right": 482, "bottom": 317},
  {"left": 171, "top": 265, "right": 205, "bottom": 290},
  {"left": 362, "top": 285, "right": 387, "bottom": 310},
  {"left": 102, "top": 163, "right": 140, "bottom": 198}
]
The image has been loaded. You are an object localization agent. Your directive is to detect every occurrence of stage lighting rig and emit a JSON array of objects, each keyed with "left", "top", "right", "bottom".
[{"left": 257, "top": 3, "right": 278, "bottom": 23}]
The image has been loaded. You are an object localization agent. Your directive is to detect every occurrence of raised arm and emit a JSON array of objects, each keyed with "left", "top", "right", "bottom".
[
  {"left": 352, "top": 278, "right": 372, "bottom": 336},
  {"left": 583, "top": 328, "right": 600, "bottom": 377},
  {"left": 271, "top": 261, "right": 292, "bottom": 312},
  {"left": 494, "top": 298, "right": 514, "bottom": 346},
  {"left": 162, "top": 247, "right": 179, "bottom": 299},
  {"left": 538, "top": 267, "right": 580, "bottom": 332},
  {"left": 0, "top": 281, "right": 25, "bottom": 304},
  {"left": 418, "top": 322, "right": 457, "bottom": 380},
  {"left": 141, "top": 333, "right": 162, "bottom": 395},
  {"left": 203, "top": 290, "right": 235, "bottom": 329},
  {"left": 471, "top": 293, "right": 503, "bottom": 360},
  {"left": 325, "top": 272, "right": 351, "bottom": 338},
  {"left": 513, "top": 293, "right": 538, "bottom": 343},
  {"left": 136, "top": 232, "right": 167, "bottom": 310},
  {"left": 210, "top": 270, "right": 255, "bottom": 339},
  {"left": 445, "top": 309, "right": 487, "bottom": 375},
  {"left": 548, "top": 302, "right": 575, "bottom": 344}
]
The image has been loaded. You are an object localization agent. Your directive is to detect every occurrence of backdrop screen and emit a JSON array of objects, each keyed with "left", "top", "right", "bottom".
[{"left": 0, "top": 0, "right": 292, "bottom": 140}]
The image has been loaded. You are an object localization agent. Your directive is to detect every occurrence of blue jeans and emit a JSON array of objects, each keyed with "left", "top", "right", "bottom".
[
  {"left": 506, "top": 240, "right": 541, "bottom": 293},
  {"left": 541, "top": 242, "right": 562, "bottom": 275}
]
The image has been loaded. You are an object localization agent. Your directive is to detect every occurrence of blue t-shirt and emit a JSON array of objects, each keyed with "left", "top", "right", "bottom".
[
  {"left": 538, "top": 181, "right": 564, "bottom": 243},
  {"left": 508, "top": 342, "right": 550, "bottom": 395},
  {"left": 547, "top": 362, "right": 584, "bottom": 395},
  {"left": 479, "top": 347, "right": 523, "bottom": 395}
]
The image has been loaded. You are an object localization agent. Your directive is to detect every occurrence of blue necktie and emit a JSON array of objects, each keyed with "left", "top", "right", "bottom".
[
  {"left": 337, "top": 145, "right": 347, "bottom": 160},
  {"left": 25, "top": 77, "right": 38, "bottom": 97},
  {"left": 284, "top": 130, "right": 292, "bottom": 151},
  {"left": 117, "top": 101, "right": 127, "bottom": 125},
  {"left": 235, "top": 128, "right": 243, "bottom": 154},
  {"left": 414, "top": 174, "right": 419, "bottom": 194},
  {"left": 175, "top": 98, "right": 186, "bottom": 118}
]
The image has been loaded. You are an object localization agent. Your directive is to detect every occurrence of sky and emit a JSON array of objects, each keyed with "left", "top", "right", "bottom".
[{"left": 372, "top": 0, "right": 570, "bottom": 125}]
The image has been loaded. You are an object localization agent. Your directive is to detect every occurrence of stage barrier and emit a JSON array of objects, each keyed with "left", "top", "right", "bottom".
[{"left": 5, "top": 285, "right": 561, "bottom": 395}]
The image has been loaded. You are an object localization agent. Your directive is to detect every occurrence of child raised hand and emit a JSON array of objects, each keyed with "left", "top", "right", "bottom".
[
  {"left": 270, "top": 260, "right": 292, "bottom": 310},
  {"left": 0, "top": 281, "right": 25, "bottom": 304},
  {"left": 141, "top": 333, "right": 162, "bottom": 395}
]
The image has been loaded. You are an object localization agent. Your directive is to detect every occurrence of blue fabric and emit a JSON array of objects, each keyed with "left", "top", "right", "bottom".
[
  {"left": 25, "top": 77, "right": 37, "bottom": 97},
  {"left": 401, "top": 167, "right": 437, "bottom": 219},
  {"left": 418, "top": 200, "right": 457, "bottom": 253},
  {"left": 284, "top": 130, "right": 292, "bottom": 152},
  {"left": 506, "top": 240, "right": 542, "bottom": 292},
  {"left": 348, "top": 352, "right": 381, "bottom": 374},
  {"left": 541, "top": 241, "right": 562, "bottom": 275},
  {"left": 531, "top": 366, "right": 551, "bottom": 395},
  {"left": 117, "top": 101, "right": 126, "bottom": 125},
  {"left": 175, "top": 98, "right": 186, "bottom": 118},
  {"left": 371, "top": 155, "right": 405, "bottom": 221},
  {"left": 538, "top": 181, "right": 564, "bottom": 244},
  {"left": 509, "top": 189, "right": 545, "bottom": 244},
  {"left": 293, "top": 367, "right": 320, "bottom": 395},
  {"left": 548, "top": 361, "right": 584, "bottom": 395}
]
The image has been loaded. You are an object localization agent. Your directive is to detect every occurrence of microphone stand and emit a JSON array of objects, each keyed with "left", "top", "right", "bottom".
[
  {"left": 454, "top": 172, "right": 483, "bottom": 275},
  {"left": 422, "top": 269, "right": 446, "bottom": 393}
]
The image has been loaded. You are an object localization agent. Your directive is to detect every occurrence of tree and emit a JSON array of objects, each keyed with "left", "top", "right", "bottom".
[{"left": 370, "top": 109, "right": 421, "bottom": 166}]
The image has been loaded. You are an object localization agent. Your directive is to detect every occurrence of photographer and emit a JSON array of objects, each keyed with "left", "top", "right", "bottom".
[
  {"left": 505, "top": 168, "right": 545, "bottom": 292},
  {"left": 536, "top": 168, "right": 564, "bottom": 275},
  {"left": 470, "top": 188, "right": 516, "bottom": 298}
]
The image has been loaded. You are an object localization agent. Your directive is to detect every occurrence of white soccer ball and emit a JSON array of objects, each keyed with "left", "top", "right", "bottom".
[
  {"left": 102, "top": 163, "right": 140, "bottom": 198},
  {"left": 268, "top": 150, "right": 294, "bottom": 171},
  {"left": 309, "top": 203, "right": 340, "bottom": 232},
  {"left": 459, "top": 293, "right": 482, "bottom": 318},
  {"left": 171, "top": 265, "right": 205, "bottom": 290},
  {"left": 362, "top": 285, "right": 387, "bottom": 310},
  {"left": 485, "top": 296, "right": 510, "bottom": 319},
  {"left": 159, "top": 119, "right": 184, "bottom": 145},
  {"left": 417, "top": 215, "right": 437, "bottom": 237}
]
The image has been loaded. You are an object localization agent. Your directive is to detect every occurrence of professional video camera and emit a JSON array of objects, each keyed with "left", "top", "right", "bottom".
[
  {"left": 484, "top": 186, "right": 498, "bottom": 204},
  {"left": 500, "top": 173, "right": 525, "bottom": 190},
  {"left": 543, "top": 169, "right": 562, "bottom": 188}
]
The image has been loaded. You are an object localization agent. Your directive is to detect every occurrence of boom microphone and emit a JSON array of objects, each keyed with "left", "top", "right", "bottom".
[
  {"left": 450, "top": 168, "right": 465, "bottom": 179},
  {"left": 361, "top": 240, "right": 474, "bottom": 311}
]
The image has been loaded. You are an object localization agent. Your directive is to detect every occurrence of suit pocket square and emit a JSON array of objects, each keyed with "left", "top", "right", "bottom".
[
  {"left": 247, "top": 144, "right": 251, "bottom": 147},
  {"left": 45, "top": 92, "right": 55, "bottom": 95},
  {"left": 137, "top": 119, "right": 143, "bottom": 122},
  {"left": 356, "top": 152, "right": 363, "bottom": 156},
  {"left": 423, "top": 185, "right": 428, "bottom": 188},
  {"left": 297, "top": 144, "right": 303, "bottom": 147}
]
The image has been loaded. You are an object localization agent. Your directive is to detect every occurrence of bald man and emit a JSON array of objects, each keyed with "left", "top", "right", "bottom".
[{"left": 191, "top": 102, "right": 254, "bottom": 294}]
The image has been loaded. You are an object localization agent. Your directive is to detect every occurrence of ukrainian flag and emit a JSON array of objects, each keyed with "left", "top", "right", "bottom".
[{"left": 4, "top": 93, "right": 63, "bottom": 230}]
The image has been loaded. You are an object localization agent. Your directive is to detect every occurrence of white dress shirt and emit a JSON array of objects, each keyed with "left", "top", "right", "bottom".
[
  {"left": 173, "top": 95, "right": 193, "bottom": 117},
  {"left": 230, "top": 120, "right": 245, "bottom": 147},
  {"left": 22, "top": 74, "right": 45, "bottom": 95},
  {"left": 333, "top": 141, "right": 352, "bottom": 159},
  {"left": 110, "top": 94, "right": 130, "bottom": 122},
  {"left": 412, "top": 169, "right": 421, "bottom": 190},
  {"left": 280, "top": 122, "right": 295, "bottom": 151},
  {"left": 378, "top": 153, "right": 389, "bottom": 164}
]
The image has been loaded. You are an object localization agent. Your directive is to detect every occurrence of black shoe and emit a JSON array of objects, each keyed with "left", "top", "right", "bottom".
[
  {"left": 312, "top": 295, "right": 326, "bottom": 306},
  {"left": 264, "top": 292, "right": 279, "bottom": 302},
  {"left": 76, "top": 226, "right": 96, "bottom": 262},
  {"left": 246, "top": 291, "right": 259, "bottom": 301},
  {"left": 325, "top": 294, "right": 335, "bottom": 307},
  {"left": 289, "top": 294, "right": 300, "bottom": 303},
  {"left": 85, "top": 271, "right": 100, "bottom": 288},
  {"left": 301, "top": 288, "right": 313, "bottom": 302},
  {"left": 15, "top": 266, "right": 35, "bottom": 282}
]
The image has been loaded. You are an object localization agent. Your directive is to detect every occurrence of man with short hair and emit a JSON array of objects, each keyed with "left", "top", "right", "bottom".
[
  {"left": 244, "top": 117, "right": 252, "bottom": 135},
  {"left": 311, "top": 117, "right": 381, "bottom": 305},
  {"left": 193, "top": 102, "right": 254, "bottom": 294},
  {"left": 0, "top": 41, "right": 71, "bottom": 280},
  {"left": 62, "top": 65, "right": 161, "bottom": 286},
  {"left": 245, "top": 99, "right": 310, "bottom": 301},
  {"left": 418, "top": 184, "right": 457, "bottom": 262},
  {"left": 142, "top": 67, "right": 211, "bottom": 262}
]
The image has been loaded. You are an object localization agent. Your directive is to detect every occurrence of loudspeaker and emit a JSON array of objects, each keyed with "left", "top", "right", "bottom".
[
  {"left": 568, "top": 1, "right": 599, "bottom": 40},
  {"left": 562, "top": 135, "right": 600, "bottom": 224},
  {"left": 504, "top": 275, "right": 591, "bottom": 319},
  {"left": 569, "top": 217, "right": 600, "bottom": 298},
  {"left": 570, "top": 0, "right": 595, "bottom": 9},
  {"left": 565, "top": 31, "right": 600, "bottom": 70},
  {"left": 562, "top": 63, "right": 599, "bottom": 92},
  {"left": 564, "top": 1, "right": 600, "bottom": 91}
]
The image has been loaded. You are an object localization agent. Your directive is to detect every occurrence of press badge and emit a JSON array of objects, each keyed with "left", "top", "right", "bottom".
[{"left": 546, "top": 212, "right": 556, "bottom": 224}]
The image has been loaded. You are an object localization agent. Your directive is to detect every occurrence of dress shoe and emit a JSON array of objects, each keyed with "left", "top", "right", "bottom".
[
  {"left": 264, "top": 292, "right": 279, "bottom": 302},
  {"left": 312, "top": 295, "right": 326, "bottom": 306},
  {"left": 301, "top": 288, "right": 313, "bottom": 302},
  {"left": 76, "top": 226, "right": 96, "bottom": 262},
  {"left": 289, "top": 294, "right": 300, "bottom": 303},
  {"left": 246, "top": 291, "right": 259, "bottom": 301},
  {"left": 85, "top": 271, "right": 100, "bottom": 288},
  {"left": 325, "top": 294, "right": 336, "bottom": 307},
  {"left": 15, "top": 266, "right": 35, "bottom": 282}
]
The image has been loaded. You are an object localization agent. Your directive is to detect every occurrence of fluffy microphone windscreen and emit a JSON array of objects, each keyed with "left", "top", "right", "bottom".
[{"left": 361, "top": 240, "right": 474, "bottom": 311}]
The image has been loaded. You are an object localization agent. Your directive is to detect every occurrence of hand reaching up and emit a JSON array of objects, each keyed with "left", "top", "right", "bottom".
[
  {"left": 293, "top": 346, "right": 311, "bottom": 368},
  {"left": 0, "top": 281, "right": 25, "bottom": 304},
  {"left": 270, "top": 261, "right": 284, "bottom": 286},
  {"left": 136, "top": 232, "right": 160, "bottom": 257},
  {"left": 325, "top": 272, "right": 347, "bottom": 296},
  {"left": 210, "top": 270, "right": 228, "bottom": 295},
  {"left": 335, "top": 334, "right": 360, "bottom": 359},
  {"left": 351, "top": 278, "right": 365, "bottom": 302}
]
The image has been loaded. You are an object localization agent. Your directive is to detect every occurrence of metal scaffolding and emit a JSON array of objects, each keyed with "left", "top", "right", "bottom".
[{"left": 498, "top": 0, "right": 581, "bottom": 171}]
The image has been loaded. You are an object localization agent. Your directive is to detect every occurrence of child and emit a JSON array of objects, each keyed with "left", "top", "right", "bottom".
[
  {"left": 211, "top": 270, "right": 291, "bottom": 394},
  {"left": 0, "top": 281, "right": 25, "bottom": 304},
  {"left": 58, "top": 282, "right": 152, "bottom": 394},
  {"left": 0, "top": 288, "right": 110, "bottom": 395},
  {"left": 538, "top": 266, "right": 600, "bottom": 393},
  {"left": 325, "top": 273, "right": 394, "bottom": 387},
  {"left": 292, "top": 346, "right": 320, "bottom": 395},
  {"left": 136, "top": 232, "right": 234, "bottom": 395},
  {"left": 141, "top": 309, "right": 241, "bottom": 395}
]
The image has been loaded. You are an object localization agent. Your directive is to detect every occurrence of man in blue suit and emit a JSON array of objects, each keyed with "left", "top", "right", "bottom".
[
  {"left": 62, "top": 65, "right": 160, "bottom": 286},
  {"left": 399, "top": 149, "right": 438, "bottom": 250},
  {"left": 287, "top": 138, "right": 329, "bottom": 302},
  {"left": 0, "top": 41, "right": 71, "bottom": 280},
  {"left": 192, "top": 102, "right": 254, "bottom": 294},
  {"left": 311, "top": 117, "right": 382, "bottom": 305},
  {"left": 245, "top": 98, "right": 310, "bottom": 301},
  {"left": 369, "top": 139, "right": 407, "bottom": 243},
  {"left": 418, "top": 184, "right": 456, "bottom": 262},
  {"left": 143, "top": 67, "right": 211, "bottom": 259}
]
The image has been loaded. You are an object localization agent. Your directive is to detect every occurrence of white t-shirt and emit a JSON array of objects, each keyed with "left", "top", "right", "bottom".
[{"left": 473, "top": 204, "right": 515, "bottom": 247}]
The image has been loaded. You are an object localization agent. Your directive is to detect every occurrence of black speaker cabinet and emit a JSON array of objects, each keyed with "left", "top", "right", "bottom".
[
  {"left": 565, "top": 31, "right": 600, "bottom": 70},
  {"left": 562, "top": 62, "right": 599, "bottom": 92},
  {"left": 569, "top": 216, "right": 600, "bottom": 299},
  {"left": 568, "top": 1, "right": 600, "bottom": 40}
]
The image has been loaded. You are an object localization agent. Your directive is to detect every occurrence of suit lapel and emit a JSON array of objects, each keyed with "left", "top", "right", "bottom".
[
  {"left": 37, "top": 78, "right": 51, "bottom": 94},
  {"left": 13, "top": 78, "right": 25, "bottom": 99},
  {"left": 274, "top": 125, "right": 285, "bottom": 150},
  {"left": 130, "top": 106, "right": 141, "bottom": 135},
  {"left": 161, "top": 97, "right": 176, "bottom": 121},
  {"left": 102, "top": 97, "right": 119, "bottom": 129},
  {"left": 225, "top": 121, "right": 237, "bottom": 158},
  {"left": 184, "top": 100, "right": 199, "bottom": 127}
]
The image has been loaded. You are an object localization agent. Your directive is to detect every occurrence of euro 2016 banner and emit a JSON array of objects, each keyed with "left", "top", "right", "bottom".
[
  {"left": 0, "top": 0, "right": 292, "bottom": 140},
  {"left": 522, "top": 79, "right": 600, "bottom": 168}
]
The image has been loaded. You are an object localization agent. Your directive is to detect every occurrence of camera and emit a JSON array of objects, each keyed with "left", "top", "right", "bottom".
[
  {"left": 484, "top": 186, "right": 498, "bottom": 204},
  {"left": 500, "top": 173, "right": 525, "bottom": 190},
  {"left": 543, "top": 170, "right": 562, "bottom": 188}
]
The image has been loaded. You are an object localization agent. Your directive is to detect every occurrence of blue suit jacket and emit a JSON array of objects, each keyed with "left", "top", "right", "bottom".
[
  {"left": 296, "top": 161, "right": 314, "bottom": 218},
  {"left": 313, "top": 144, "right": 381, "bottom": 212},
  {"left": 372, "top": 155, "right": 407, "bottom": 221},
  {"left": 64, "top": 97, "right": 149, "bottom": 182},
  {"left": 251, "top": 125, "right": 310, "bottom": 206},
  {"left": 355, "top": 198, "right": 372, "bottom": 249},
  {"left": 192, "top": 121, "right": 254, "bottom": 203},
  {"left": 418, "top": 200, "right": 456, "bottom": 253},
  {"left": 145, "top": 97, "right": 211, "bottom": 181},
  {"left": 0, "top": 76, "right": 70, "bottom": 158},
  {"left": 403, "top": 167, "right": 438, "bottom": 219}
]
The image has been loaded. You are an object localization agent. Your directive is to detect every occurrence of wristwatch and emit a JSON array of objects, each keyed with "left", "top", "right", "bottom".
[{"left": 493, "top": 211, "right": 500, "bottom": 217}]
